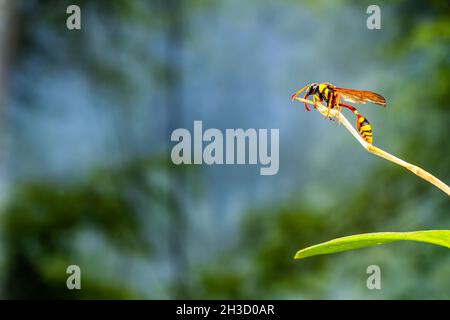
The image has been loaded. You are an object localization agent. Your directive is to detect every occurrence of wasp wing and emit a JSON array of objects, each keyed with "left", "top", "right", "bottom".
[{"left": 335, "top": 88, "right": 387, "bottom": 107}]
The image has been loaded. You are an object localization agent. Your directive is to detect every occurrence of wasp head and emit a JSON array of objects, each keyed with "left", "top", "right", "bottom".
[{"left": 306, "top": 83, "right": 319, "bottom": 96}]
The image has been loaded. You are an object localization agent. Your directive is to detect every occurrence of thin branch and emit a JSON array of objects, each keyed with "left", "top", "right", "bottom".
[{"left": 293, "top": 97, "right": 450, "bottom": 196}]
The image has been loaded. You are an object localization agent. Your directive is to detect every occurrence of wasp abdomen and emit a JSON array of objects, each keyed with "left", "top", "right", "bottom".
[{"left": 356, "top": 115, "right": 373, "bottom": 144}]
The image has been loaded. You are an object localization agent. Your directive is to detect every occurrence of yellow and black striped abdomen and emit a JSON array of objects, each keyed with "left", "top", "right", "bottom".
[{"left": 356, "top": 115, "right": 373, "bottom": 144}]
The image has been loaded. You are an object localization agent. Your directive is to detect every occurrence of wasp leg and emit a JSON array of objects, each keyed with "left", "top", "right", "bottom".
[
  {"left": 312, "top": 95, "right": 321, "bottom": 110},
  {"left": 335, "top": 95, "right": 342, "bottom": 114},
  {"left": 332, "top": 95, "right": 341, "bottom": 121},
  {"left": 312, "top": 95, "right": 334, "bottom": 120},
  {"left": 303, "top": 92, "right": 311, "bottom": 111},
  {"left": 324, "top": 96, "right": 334, "bottom": 119},
  {"left": 339, "top": 103, "right": 373, "bottom": 144}
]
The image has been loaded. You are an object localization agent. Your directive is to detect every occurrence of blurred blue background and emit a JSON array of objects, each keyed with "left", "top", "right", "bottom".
[{"left": 0, "top": 0, "right": 448, "bottom": 299}]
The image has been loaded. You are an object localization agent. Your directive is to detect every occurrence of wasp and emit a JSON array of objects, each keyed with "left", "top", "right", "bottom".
[{"left": 291, "top": 82, "right": 386, "bottom": 144}]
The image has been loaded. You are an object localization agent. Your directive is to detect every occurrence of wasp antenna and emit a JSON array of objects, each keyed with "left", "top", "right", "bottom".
[{"left": 291, "top": 84, "right": 310, "bottom": 101}]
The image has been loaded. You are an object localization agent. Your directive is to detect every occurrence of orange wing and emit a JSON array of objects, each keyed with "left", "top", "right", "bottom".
[{"left": 334, "top": 87, "right": 387, "bottom": 107}]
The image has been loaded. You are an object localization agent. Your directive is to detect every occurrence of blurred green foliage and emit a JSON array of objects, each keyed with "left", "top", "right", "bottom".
[{"left": 1, "top": 157, "right": 173, "bottom": 298}]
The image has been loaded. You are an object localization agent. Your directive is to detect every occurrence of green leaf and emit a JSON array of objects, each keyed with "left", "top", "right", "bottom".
[{"left": 294, "top": 230, "right": 450, "bottom": 260}]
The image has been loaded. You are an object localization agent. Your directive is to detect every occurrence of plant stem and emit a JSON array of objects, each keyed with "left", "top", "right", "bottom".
[{"left": 293, "top": 97, "right": 450, "bottom": 196}]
